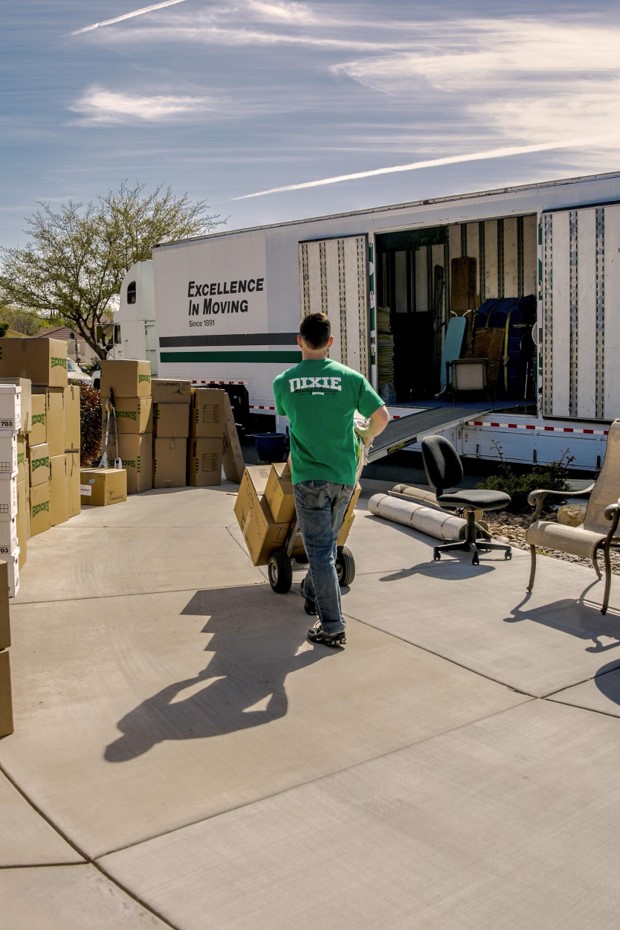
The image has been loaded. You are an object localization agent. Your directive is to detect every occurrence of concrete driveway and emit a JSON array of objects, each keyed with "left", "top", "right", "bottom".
[{"left": 2, "top": 478, "right": 620, "bottom": 929}]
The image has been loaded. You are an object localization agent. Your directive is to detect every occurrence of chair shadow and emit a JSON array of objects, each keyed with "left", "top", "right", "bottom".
[
  {"left": 380, "top": 561, "right": 494, "bottom": 582},
  {"left": 504, "top": 582, "right": 620, "bottom": 653},
  {"left": 104, "top": 584, "right": 328, "bottom": 763}
]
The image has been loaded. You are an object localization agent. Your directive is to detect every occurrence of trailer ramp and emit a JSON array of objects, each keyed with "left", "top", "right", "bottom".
[{"left": 367, "top": 406, "right": 491, "bottom": 464}]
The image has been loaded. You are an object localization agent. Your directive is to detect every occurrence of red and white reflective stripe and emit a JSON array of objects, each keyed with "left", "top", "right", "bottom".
[
  {"left": 191, "top": 379, "right": 247, "bottom": 385},
  {"left": 468, "top": 420, "right": 609, "bottom": 436},
  {"left": 250, "top": 404, "right": 276, "bottom": 412}
]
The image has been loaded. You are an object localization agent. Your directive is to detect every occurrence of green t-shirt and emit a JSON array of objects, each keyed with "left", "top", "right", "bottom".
[{"left": 273, "top": 358, "right": 385, "bottom": 485}]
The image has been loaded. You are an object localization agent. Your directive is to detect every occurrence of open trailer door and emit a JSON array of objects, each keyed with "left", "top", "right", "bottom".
[
  {"left": 541, "top": 202, "right": 620, "bottom": 421},
  {"left": 298, "top": 235, "right": 374, "bottom": 383}
]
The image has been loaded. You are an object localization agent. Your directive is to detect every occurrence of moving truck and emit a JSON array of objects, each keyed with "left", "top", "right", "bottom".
[{"left": 111, "top": 170, "right": 620, "bottom": 470}]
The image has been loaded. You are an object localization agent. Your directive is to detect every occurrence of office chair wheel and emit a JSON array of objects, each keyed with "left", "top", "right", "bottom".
[
  {"left": 505, "top": 550, "right": 512, "bottom": 560},
  {"left": 433, "top": 549, "right": 441, "bottom": 561},
  {"left": 472, "top": 553, "right": 480, "bottom": 566}
]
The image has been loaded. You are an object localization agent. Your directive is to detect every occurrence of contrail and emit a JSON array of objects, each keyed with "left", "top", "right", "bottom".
[
  {"left": 233, "top": 141, "right": 577, "bottom": 200},
  {"left": 71, "top": 0, "right": 187, "bottom": 36}
]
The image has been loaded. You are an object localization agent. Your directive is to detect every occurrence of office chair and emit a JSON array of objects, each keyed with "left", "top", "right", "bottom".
[{"left": 421, "top": 435, "right": 512, "bottom": 565}]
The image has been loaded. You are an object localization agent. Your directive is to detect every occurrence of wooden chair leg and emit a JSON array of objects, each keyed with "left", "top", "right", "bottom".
[{"left": 527, "top": 545, "right": 536, "bottom": 592}]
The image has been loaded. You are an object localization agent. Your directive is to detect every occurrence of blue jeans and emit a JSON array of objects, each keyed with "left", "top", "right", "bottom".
[{"left": 293, "top": 481, "right": 354, "bottom": 635}]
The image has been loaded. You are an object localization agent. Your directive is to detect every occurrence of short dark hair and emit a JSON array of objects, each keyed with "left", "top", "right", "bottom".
[{"left": 300, "top": 312, "right": 331, "bottom": 349}]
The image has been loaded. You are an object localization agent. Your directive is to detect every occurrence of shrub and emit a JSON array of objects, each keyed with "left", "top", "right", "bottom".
[
  {"left": 478, "top": 443, "right": 573, "bottom": 512},
  {"left": 80, "top": 385, "right": 102, "bottom": 466}
]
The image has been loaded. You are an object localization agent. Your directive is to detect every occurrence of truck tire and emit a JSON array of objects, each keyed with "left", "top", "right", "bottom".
[{"left": 268, "top": 549, "right": 293, "bottom": 594}]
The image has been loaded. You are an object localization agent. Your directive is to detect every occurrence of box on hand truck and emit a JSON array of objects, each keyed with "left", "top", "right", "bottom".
[{"left": 234, "top": 462, "right": 359, "bottom": 594}]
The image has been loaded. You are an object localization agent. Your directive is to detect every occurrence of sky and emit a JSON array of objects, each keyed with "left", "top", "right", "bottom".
[{"left": 2, "top": 0, "right": 620, "bottom": 250}]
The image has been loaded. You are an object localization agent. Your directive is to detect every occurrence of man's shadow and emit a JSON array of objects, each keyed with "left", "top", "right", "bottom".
[{"left": 105, "top": 585, "right": 326, "bottom": 762}]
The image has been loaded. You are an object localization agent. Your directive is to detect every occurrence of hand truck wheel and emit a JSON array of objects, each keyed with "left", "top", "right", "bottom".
[
  {"left": 268, "top": 549, "right": 293, "bottom": 593},
  {"left": 335, "top": 545, "right": 355, "bottom": 587}
]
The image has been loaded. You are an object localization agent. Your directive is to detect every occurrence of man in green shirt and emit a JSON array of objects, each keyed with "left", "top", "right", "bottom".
[{"left": 273, "top": 312, "right": 389, "bottom": 647}]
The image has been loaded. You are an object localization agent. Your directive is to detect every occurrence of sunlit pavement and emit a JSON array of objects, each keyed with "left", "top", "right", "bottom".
[{"left": 2, "top": 478, "right": 620, "bottom": 929}]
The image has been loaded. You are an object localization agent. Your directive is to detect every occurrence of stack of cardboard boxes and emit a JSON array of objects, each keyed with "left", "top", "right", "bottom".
[
  {"left": 0, "top": 381, "right": 22, "bottom": 596},
  {"left": 0, "top": 562, "right": 13, "bottom": 737},
  {"left": 100, "top": 359, "right": 153, "bottom": 493},
  {"left": 0, "top": 338, "right": 82, "bottom": 595},
  {"left": 98, "top": 363, "right": 245, "bottom": 490},
  {"left": 152, "top": 379, "right": 191, "bottom": 489},
  {"left": 234, "top": 462, "right": 360, "bottom": 566}
]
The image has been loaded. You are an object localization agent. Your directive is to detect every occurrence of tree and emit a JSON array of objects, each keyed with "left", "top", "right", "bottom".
[
  {"left": 0, "top": 303, "right": 43, "bottom": 335},
  {"left": 0, "top": 182, "right": 221, "bottom": 359}
]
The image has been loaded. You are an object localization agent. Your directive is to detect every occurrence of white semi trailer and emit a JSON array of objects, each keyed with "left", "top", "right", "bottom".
[{"left": 113, "top": 170, "right": 620, "bottom": 471}]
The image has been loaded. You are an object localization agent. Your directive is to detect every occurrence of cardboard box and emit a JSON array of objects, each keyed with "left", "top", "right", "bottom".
[
  {"left": 222, "top": 396, "right": 245, "bottom": 483},
  {"left": 235, "top": 467, "right": 285, "bottom": 536},
  {"left": 16, "top": 433, "right": 27, "bottom": 483},
  {"left": 264, "top": 462, "right": 295, "bottom": 524},
  {"left": 100, "top": 359, "right": 151, "bottom": 399},
  {"left": 50, "top": 454, "right": 70, "bottom": 526},
  {"left": 234, "top": 468, "right": 289, "bottom": 565},
  {"left": 151, "top": 378, "right": 192, "bottom": 405},
  {"left": 33, "top": 387, "right": 65, "bottom": 457},
  {"left": 30, "top": 393, "right": 47, "bottom": 445},
  {"left": 0, "top": 432, "right": 17, "bottom": 478},
  {"left": 64, "top": 384, "right": 80, "bottom": 451},
  {"left": 16, "top": 479, "right": 29, "bottom": 565},
  {"left": 0, "top": 561, "right": 10, "bottom": 649},
  {"left": 0, "top": 516, "right": 17, "bottom": 553},
  {"left": 0, "top": 377, "right": 31, "bottom": 433},
  {"left": 117, "top": 434, "right": 153, "bottom": 493},
  {"left": 190, "top": 388, "right": 227, "bottom": 438},
  {"left": 0, "top": 337, "right": 68, "bottom": 388},
  {"left": 153, "top": 403, "right": 189, "bottom": 438},
  {"left": 80, "top": 467, "right": 128, "bottom": 506},
  {"left": 30, "top": 481, "right": 51, "bottom": 537},
  {"left": 65, "top": 451, "right": 80, "bottom": 518},
  {"left": 0, "top": 476, "right": 18, "bottom": 521},
  {"left": 187, "top": 437, "right": 222, "bottom": 487},
  {"left": 153, "top": 438, "right": 187, "bottom": 489},
  {"left": 0, "top": 383, "right": 21, "bottom": 432},
  {"left": 111, "top": 396, "right": 153, "bottom": 434},
  {"left": 0, "top": 649, "right": 14, "bottom": 737},
  {"left": 0, "top": 548, "right": 19, "bottom": 598},
  {"left": 28, "top": 442, "right": 50, "bottom": 488}
]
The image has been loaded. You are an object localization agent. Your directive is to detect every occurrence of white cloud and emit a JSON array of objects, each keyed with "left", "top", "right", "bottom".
[
  {"left": 332, "top": 21, "right": 620, "bottom": 92},
  {"left": 68, "top": 86, "right": 216, "bottom": 124},
  {"left": 245, "top": 0, "right": 317, "bottom": 25}
]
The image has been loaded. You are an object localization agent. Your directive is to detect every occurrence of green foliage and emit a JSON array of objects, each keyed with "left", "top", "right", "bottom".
[
  {"left": 0, "top": 304, "right": 42, "bottom": 335},
  {"left": 80, "top": 385, "right": 102, "bottom": 466},
  {"left": 0, "top": 322, "right": 8, "bottom": 337},
  {"left": 0, "top": 181, "right": 221, "bottom": 360},
  {"left": 478, "top": 443, "right": 573, "bottom": 512}
]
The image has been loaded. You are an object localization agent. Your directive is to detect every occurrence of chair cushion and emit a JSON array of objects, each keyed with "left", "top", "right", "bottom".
[
  {"left": 526, "top": 520, "right": 604, "bottom": 560},
  {"left": 438, "top": 489, "right": 511, "bottom": 512}
]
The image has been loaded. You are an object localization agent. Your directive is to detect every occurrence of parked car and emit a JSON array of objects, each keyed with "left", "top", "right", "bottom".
[
  {"left": 67, "top": 357, "right": 92, "bottom": 386},
  {"left": 91, "top": 367, "right": 100, "bottom": 390}
]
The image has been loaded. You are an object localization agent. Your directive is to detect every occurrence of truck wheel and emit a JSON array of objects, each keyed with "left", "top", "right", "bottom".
[
  {"left": 335, "top": 546, "right": 355, "bottom": 587},
  {"left": 268, "top": 549, "right": 293, "bottom": 594}
]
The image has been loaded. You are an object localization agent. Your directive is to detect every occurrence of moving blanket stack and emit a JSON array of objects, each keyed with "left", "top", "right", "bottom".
[{"left": 473, "top": 295, "right": 536, "bottom": 399}]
